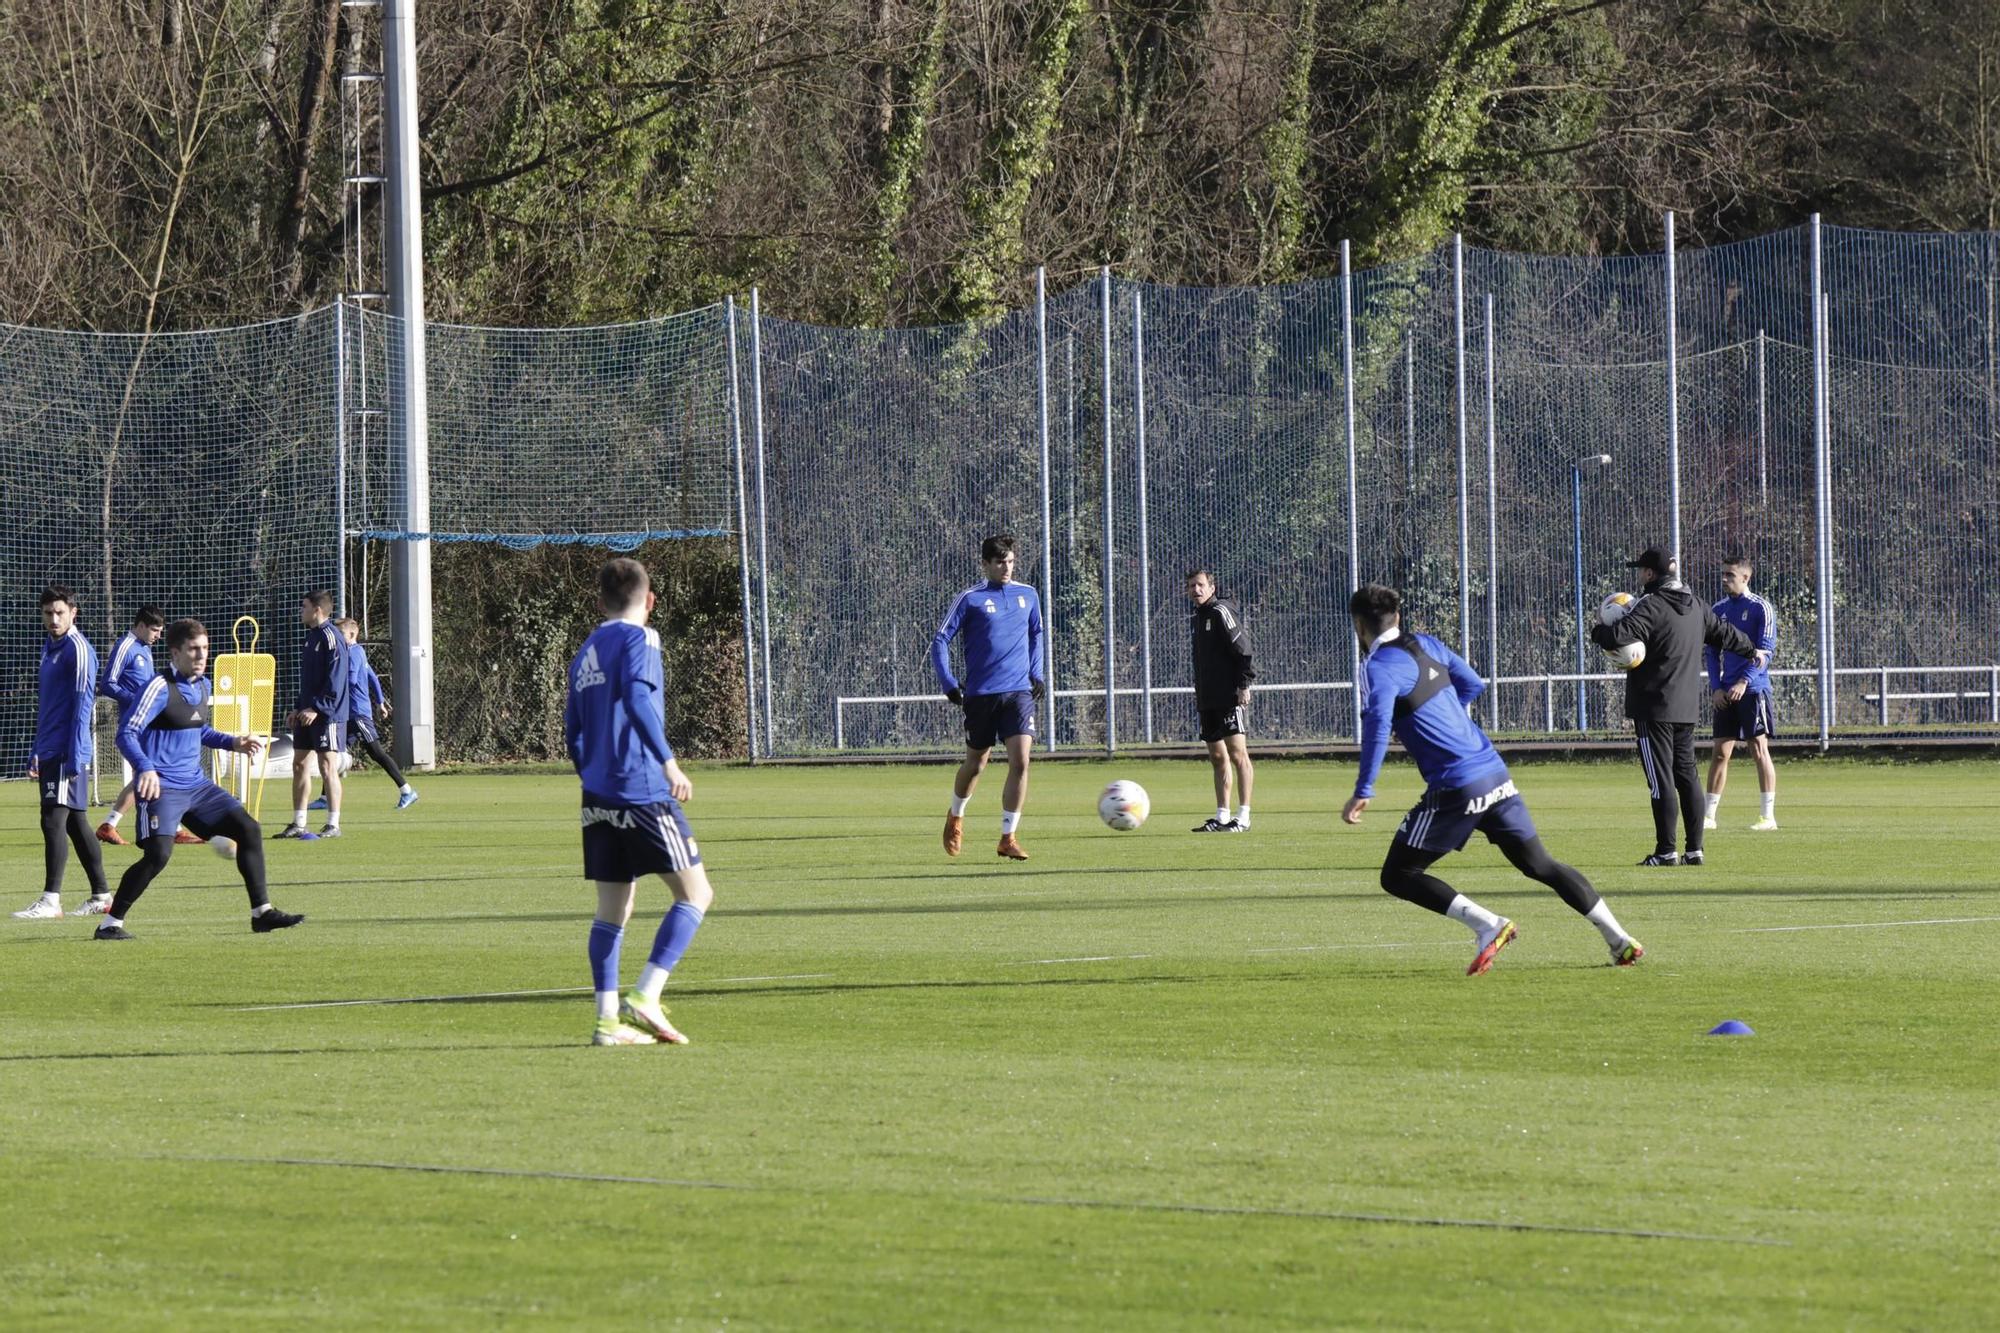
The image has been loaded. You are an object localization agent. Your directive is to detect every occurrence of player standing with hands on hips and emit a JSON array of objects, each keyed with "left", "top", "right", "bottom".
[
  {"left": 1703, "top": 554, "right": 1779, "bottom": 831},
  {"left": 1185, "top": 568, "right": 1255, "bottom": 832},
  {"left": 13, "top": 585, "right": 112, "bottom": 920},
  {"left": 1591, "top": 547, "right": 1764, "bottom": 866},
  {"left": 565, "top": 558, "right": 714, "bottom": 1047},
  {"left": 932, "top": 534, "right": 1045, "bottom": 861}
]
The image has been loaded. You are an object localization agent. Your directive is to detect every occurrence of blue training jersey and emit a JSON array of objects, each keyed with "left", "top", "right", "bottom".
[
  {"left": 35, "top": 628, "right": 97, "bottom": 771},
  {"left": 1353, "top": 629, "right": 1507, "bottom": 799},
  {"left": 98, "top": 630, "right": 156, "bottom": 714},
  {"left": 345, "top": 642, "right": 385, "bottom": 721},
  {"left": 118, "top": 671, "right": 237, "bottom": 788},
  {"left": 296, "top": 620, "right": 348, "bottom": 716},
  {"left": 564, "top": 619, "right": 675, "bottom": 805},
  {"left": 1706, "top": 593, "right": 1775, "bottom": 692},
  {"left": 931, "top": 580, "right": 1044, "bottom": 696}
]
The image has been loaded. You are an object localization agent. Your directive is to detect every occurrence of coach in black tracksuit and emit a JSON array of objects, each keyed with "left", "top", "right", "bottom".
[
  {"left": 1187, "top": 569, "right": 1256, "bottom": 832},
  {"left": 1591, "top": 547, "right": 1762, "bottom": 866}
]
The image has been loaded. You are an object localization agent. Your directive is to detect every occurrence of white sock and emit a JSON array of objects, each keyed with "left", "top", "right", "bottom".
[
  {"left": 400, "top": 783, "right": 414, "bottom": 795},
  {"left": 293, "top": 809, "right": 308, "bottom": 826},
  {"left": 596, "top": 990, "right": 619, "bottom": 1020},
  {"left": 949, "top": 795, "right": 970, "bottom": 817},
  {"left": 325, "top": 813, "right": 340, "bottom": 829},
  {"left": 1215, "top": 806, "right": 1230, "bottom": 824},
  {"left": 1704, "top": 793, "right": 1721, "bottom": 818},
  {"left": 252, "top": 903, "right": 271, "bottom": 917},
  {"left": 105, "top": 811, "right": 123, "bottom": 827},
  {"left": 104, "top": 915, "right": 123, "bottom": 930},
  {"left": 636, "top": 964, "right": 669, "bottom": 1003},
  {"left": 1761, "top": 792, "right": 1775, "bottom": 819},
  {"left": 1444, "top": 894, "right": 1502, "bottom": 936},
  {"left": 1000, "top": 809, "right": 1022, "bottom": 835},
  {"left": 1585, "top": 900, "right": 1628, "bottom": 948},
  {"left": 1235, "top": 805, "right": 1251, "bottom": 826}
]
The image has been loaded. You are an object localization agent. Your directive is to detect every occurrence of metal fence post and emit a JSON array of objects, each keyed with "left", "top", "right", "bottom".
[
  {"left": 1453, "top": 235, "right": 1471, "bottom": 654},
  {"left": 1755, "top": 328, "right": 1768, "bottom": 506},
  {"left": 1100, "top": 266, "right": 1117, "bottom": 754},
  {"left": 1821, "top": 287, "right": 1837, "bottom": 745},
  {"left": 1484, "top": 292, "right": 1499, "bottom": 722},
  {"left": 750, "top": 287, "right": 776, "bottom": 757},
  {"left": 1340, "top": 240, "right": 1361, "bottom": 739},
  {"left": 725, "top": 296, "right": 759, "bottom": 762},
  {"left": 1132, "top": 289, "right": 1153, "bottom": 743},
  {"left": 1665, "top": 210, "right": 1682, "bottom": 562},
  {"left": 1809, "top": 217, "right": 1832, "bottom": 751},
  {"left": 1036, "top": 267, "right": 1057, "bottom": 749},
  {"left": 334, "top": 300, "right": 349, "bottom": 618}
]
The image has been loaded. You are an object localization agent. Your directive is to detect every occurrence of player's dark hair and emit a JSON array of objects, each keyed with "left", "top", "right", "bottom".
[
  {"left": 598, "top": 557, "right": 650, "bottom": 611},
  {"left": 1348, "top": 584, "right": 1401, "bottom": 634},
  {"left": 133, "top": 604, "right": 166, "bottom": 629},
  {"left": 39, "top": 584, "right": 76, "bottom": 609},
  {"left": 1723, "top": 552, "right": 1754, "bottom": 572},
  {"left": 980, "top": 534, "right": 1017, "bottom": 562},
  {"left": 303, "top": 589, "right": 334, "bottom": 614},
  {"left": 1185, "top": 567, "right": 1214, "bottom": 583},
  {"left": 166, "top": 618, "right": 207, "bottom": 651}
]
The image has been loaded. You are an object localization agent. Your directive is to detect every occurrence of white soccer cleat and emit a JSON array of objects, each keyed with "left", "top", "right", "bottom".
[
  {"left": 1749, "top": 817, "right": 1778, "bottom": 831},
  {"left": 620, "top": 994, "right": 689, "bottom": 1045},
  {"left": 12, "top": 894, "right": 64, "bottom": 920},
  {"left": 67, "top": 896, "right": 112, "bottom": 917},
  {"left": 1702, "top": 816, "right": 1718, "bottom": 831}
]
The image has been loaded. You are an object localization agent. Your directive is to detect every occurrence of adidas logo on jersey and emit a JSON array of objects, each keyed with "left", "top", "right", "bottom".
[
  {"left": 983, "top": 599, "right": 997, "bottom": 614},
  {"left": 574, "top": 645, "right": 607, "bottom": 689}
]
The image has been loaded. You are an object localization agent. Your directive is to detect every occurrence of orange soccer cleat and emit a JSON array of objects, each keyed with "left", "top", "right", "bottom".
[
  {"left": 942, "top": 814, "right": 964, "bottom": 857},
  {"left": 996, "top": 833, "right": 1028, "bottom": 861},
  {"left": 94, "top": 822, "right": 128, "bottom": 846}
]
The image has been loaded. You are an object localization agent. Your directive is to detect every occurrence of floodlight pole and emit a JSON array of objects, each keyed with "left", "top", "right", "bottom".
[
  {"left": 1100, "top": 266, "right": 1116, "bottom": 755},
  {"left": 1665, "top": 210, "right": 1683, "bottom": 564},
  {"left": 1452, "top": 234, "right": 1471, "bottom": 656},
  {"left": 1035, "top": 268, "right": 1057, "bottom": 748},
  {"left": 383, "top": 0, "right": 434, "bottom": 770}
]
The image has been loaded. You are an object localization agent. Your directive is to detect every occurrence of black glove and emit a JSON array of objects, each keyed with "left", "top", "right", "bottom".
[
  {"left": 1031, "top": 678, "right": 1046, "bottom": 702},
  {"left": 945, "top": 687, "right": 964, "bottom": 706}
]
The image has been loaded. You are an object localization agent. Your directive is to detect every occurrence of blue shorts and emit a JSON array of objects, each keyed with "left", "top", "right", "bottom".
[
  {"left": 39, "top": 764, "right": 88, "bottom": 811},
  {"left": 348, "top": 716, "right": 379, "bottom": 747},
  {"left": 136, "top": 781, "right": 243, "bottom": 842},
  {"left": 962, "top": 690, "right": 1036, "bottom": 751},
  {"left": 580, "top": 793, "right": 702, "bottom": 883},
  {"left": 1713, "top": 691, "right": 1775, "bottom": 742},
  {"left": 294, "top": 716, "right": 346, "bottom": 753},
  {"left": 1394, "top": 774, "right": 1539, "bottom": 855}
]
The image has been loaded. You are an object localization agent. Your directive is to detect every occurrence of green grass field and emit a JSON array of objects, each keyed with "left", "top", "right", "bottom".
[{"left": 3, "top": 756, "right": 1995, "bottom": 1329}]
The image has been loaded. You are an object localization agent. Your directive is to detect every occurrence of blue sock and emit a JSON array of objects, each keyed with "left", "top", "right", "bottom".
[
  {"left": 647, "top": 901, "right": 705, "bottom": 973},
  {"left": 587, "top": 919, "right": 624, "bottom": 995}
]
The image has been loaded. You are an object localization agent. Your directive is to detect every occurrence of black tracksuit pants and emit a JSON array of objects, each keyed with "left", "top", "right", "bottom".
[{"left": 1635, "top": 719, "right": 1703, "bottom": 856}]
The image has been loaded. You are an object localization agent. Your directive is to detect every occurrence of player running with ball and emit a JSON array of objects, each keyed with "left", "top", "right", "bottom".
[{"left": 1341, "top": 585, "right": 1643, "bottom": 974}]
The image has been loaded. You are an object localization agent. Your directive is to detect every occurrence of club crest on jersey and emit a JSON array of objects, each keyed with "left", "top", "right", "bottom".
[
  {"left": 574, "top": 645, "right": 607, "bottom": 689},
  {"left": 1017, "top": 595, "right": 1027, "bottom": 608}
]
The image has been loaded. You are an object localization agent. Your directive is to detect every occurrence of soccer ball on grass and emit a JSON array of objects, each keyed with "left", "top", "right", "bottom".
[
  {"left": 211, "top": 837, "right": 238, "bottom": 860},
  {"left": 1098, "top": 780, "right": 1150, "bottom": 831}
]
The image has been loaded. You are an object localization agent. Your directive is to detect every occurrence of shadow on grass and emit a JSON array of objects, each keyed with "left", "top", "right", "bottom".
[{"left": 0, "top": 1041, "right": 577, "bottom": 1064}]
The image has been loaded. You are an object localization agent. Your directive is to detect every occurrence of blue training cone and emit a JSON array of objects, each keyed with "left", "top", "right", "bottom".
[{"left": 1707, "top": 1019, "right": 1754, "bottom": 1036}]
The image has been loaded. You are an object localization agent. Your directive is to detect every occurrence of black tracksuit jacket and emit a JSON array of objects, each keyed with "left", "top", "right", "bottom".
[
  {"left": 1590, "top": 581, "right": 1758, "bottom": 724},
  {"left": 1189, "top": 598, "right": 1256, "bottom": 709}
]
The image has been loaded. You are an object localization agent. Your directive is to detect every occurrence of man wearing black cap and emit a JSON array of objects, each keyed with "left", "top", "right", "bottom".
[{"left": 1591, "top": 547, "right": 1765, "bottom": 866}]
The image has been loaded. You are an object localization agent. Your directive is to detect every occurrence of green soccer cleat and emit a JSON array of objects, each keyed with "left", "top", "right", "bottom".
[
  {"left": 1613, "top": 937, "right": 1645, "bottom": 967},
  {"left": 591, "top": 1018, "right": 654, "bottom": 1047},
  {"left": 1467, "top": 919, "right": 1517, "bottom": 976},
  {"left": 1749, "top": 817, "right": 1778, "bottom": 831},
  {"left": 620, "top": 994, "right": 690, "bottom": 1045}
]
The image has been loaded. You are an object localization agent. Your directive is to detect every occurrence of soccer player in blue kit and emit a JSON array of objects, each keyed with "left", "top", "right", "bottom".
[
  {"left": 1340, "top": 586, "right": 1644, "bottom": 975},
  {"left": 931, "top": 534, "right": 1045, "bottom": 861},
  {"left": 277, "top": 589, "right": 348, "bottom": 839},
  {"left": 337, "top": 617, "right": 419, "bottom": 810},
  {"left": 92, "top": 603, "right": 166, "bottom": 849},
  {"left": 13, "top": 585, "right": 112, "bottom": 920},
  {"left": 92, "top": 618, "right": 304, "bottom": 939},
  {"left": 1703, "top": 554, "right": 1779, "bottom": 831},
  {"left": 564, "top": 558, "right": 713, "bottom": 1048}
]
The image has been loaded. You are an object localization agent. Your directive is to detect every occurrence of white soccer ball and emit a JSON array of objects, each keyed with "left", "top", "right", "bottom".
[
  {"left": 211, "top": 836, "right": 238, "bottom": 860},
  {"left": 1605, "top": 640, "right": 1646, "bottom": 671},
  {"left": 1098, "top": 780, "right": 1150, "bottom": 831},
  {"left": 1598, "top": 591, "right": 1636, "bottom": 626}
]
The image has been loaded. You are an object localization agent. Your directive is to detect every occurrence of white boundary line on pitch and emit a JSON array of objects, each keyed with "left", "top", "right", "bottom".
[
  {"left": 1732, "top": 915, "right": 2000, "bottom": 934},
  {"left": 231, "top": 973, "right": 835, "bottom": 1012}
]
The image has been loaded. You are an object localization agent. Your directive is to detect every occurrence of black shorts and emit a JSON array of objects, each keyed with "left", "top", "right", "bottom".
[
  {"left": 1713, "top": 691, "right": 1774, "bottom": 742},
  {"left": 963, "top": 690, "right": 1036, "bottom": 751},
  {"left": 347, "top": 716, "right": 379, "bottom": 747},
  {"left": 1393, "top": 775, "right": 1539, "bottom": 855},
  {"left": 580, "top": 794, "right": 702, "bottom": 882},
  {"left": 293, "top": 716, "right": 346, "bottom": 753},
  {"left": 39, "top": 764, "right": 88, "bottom": 811},
  {"left": 1198, "top": 705, "right": 1247, "bottom": 744}
]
